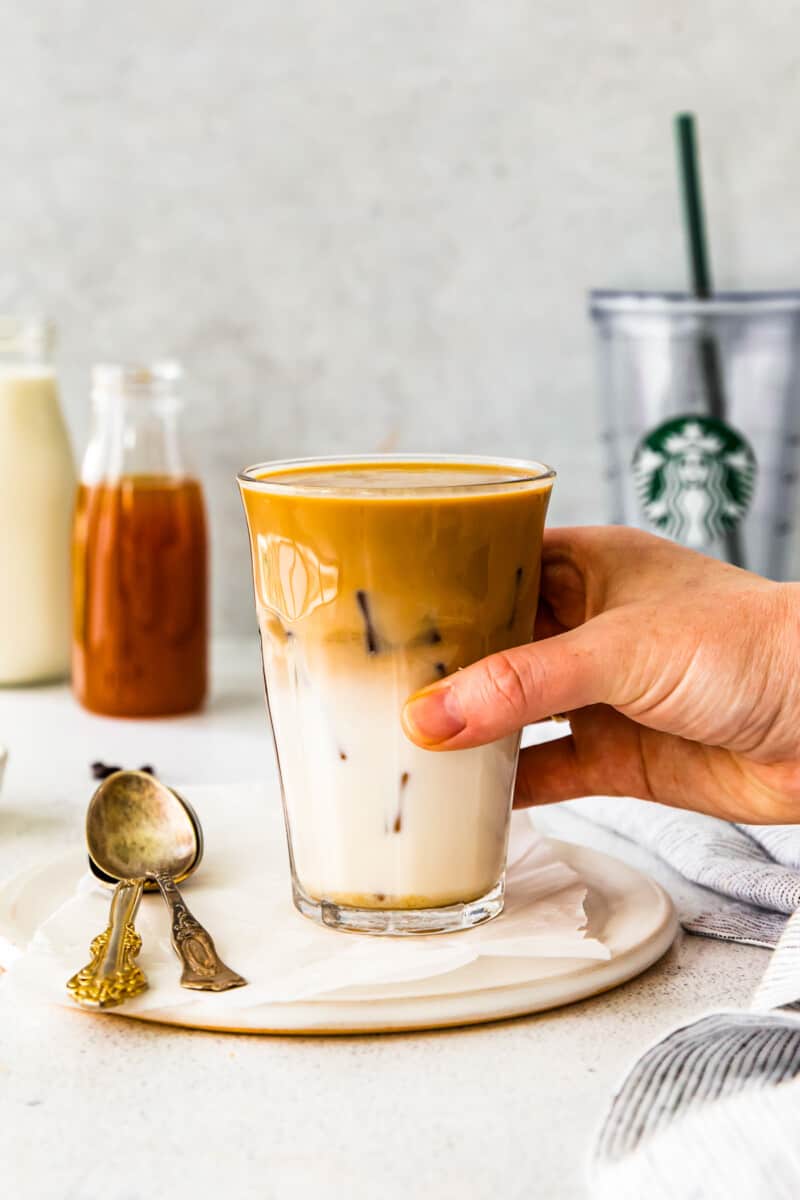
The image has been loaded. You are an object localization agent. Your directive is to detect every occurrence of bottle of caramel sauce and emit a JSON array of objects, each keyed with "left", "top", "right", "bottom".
[{"left": 72, "top": 365, "right": 208, "bottom": 717}]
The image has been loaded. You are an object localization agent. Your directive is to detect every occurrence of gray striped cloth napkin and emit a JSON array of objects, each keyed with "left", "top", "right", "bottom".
[
  {"left": 563, "top": 797, "right": 800, "bottom": 1197},
  {"left": 565, "top": 796, "right": 800, "bottom": 942},
  {"left": 592, "top": 1006, "right": 800, "bottom": 1199}
]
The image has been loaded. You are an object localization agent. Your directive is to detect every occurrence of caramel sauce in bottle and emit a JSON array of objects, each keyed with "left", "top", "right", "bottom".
[{"left": 72, "top": 474, "right": 207, "bottom": 717}]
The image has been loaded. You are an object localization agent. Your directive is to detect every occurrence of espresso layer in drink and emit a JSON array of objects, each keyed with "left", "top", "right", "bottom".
[{"left": 240, "top": 460, "right": 552, "bottom": 910}]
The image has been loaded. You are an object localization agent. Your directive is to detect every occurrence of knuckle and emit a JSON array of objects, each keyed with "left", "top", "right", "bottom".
[{"left": 481, "top": 651, "right": 532, "bottom": 717}]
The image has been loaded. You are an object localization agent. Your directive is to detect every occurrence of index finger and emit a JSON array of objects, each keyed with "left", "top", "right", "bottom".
[{"left": 540, "top": 525, "right": 717, "bottom": 627}]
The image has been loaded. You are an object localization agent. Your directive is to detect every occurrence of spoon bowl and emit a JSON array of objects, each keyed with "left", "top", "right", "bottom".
[{"left": 87, "top": 770, "right": 202, "bottom": 884}]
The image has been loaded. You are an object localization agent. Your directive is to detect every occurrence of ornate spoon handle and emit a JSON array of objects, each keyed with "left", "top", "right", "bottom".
[
  {"left": 153, "top": 871, "right": 246, "bottom": 992},
  {"left": 67, "top": 879, "right": 147, "bottom": 1009}
]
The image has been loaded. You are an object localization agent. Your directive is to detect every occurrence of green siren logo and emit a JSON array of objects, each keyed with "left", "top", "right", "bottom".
[{"left": 632, "top": 415, "right": 756, "bottom": 547}]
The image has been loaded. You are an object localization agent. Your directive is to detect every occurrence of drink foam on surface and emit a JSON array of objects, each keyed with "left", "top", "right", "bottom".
[{"left": 248, "top": 459, "right": 552, "bottom": 494}]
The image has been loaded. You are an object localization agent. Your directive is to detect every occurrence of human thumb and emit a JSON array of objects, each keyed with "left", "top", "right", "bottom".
[{"left": 401, "top": 618, "right": 625, "bottom": 750}]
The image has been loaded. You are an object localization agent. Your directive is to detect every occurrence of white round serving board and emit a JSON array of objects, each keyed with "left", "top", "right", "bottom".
[{"left": 0, "top": 840, "right": 677, "bottom": 1035}]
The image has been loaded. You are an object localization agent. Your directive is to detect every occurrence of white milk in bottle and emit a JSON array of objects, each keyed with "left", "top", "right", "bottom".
[{"left": 0, "top": 319, "right": 76, "bottom": 683}]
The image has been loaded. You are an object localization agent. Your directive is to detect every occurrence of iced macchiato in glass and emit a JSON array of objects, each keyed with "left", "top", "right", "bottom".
[{"left": 239, "top": 455, "right": 555, "bottom": 934}]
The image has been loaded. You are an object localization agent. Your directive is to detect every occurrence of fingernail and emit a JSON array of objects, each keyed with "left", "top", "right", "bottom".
[{"left": 403, "top": 685, "right": 466, "bottom": 745}]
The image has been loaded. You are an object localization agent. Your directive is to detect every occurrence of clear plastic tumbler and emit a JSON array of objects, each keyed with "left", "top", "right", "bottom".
[{"left": 590, "top": 290, "right": 800, "bottom": 578}]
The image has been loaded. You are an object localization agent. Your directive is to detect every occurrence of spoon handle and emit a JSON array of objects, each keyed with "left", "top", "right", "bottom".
[
  {"left": 154, "top": 871, "right": 246, "bottom": 991},
  {"left": 67, "top": 879, "right": 148, "bottom": 1009}
]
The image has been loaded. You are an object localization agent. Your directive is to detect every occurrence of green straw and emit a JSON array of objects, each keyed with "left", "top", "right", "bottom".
[
  {"left": 675, "top": 114, "right": 713, "bottom": 298},
  {"left": 674, "top": 112, "right": 744, "bottom": 567}
]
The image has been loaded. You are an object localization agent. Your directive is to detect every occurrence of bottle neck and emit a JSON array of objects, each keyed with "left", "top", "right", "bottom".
[
  {"left": 81, "top": 362, "right": 189, "bottom": 485},
  {"left": 0, "top": 317, "right": 55, "bottom": 369}
]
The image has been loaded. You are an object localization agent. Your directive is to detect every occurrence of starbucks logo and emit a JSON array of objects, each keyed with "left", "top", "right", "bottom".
[{"left": 632, "top": 415, "right": 756, "bottom": 548}]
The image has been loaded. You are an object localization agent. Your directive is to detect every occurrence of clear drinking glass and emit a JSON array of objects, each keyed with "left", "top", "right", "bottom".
[
  {"left": 590, "top": 291, "right": 800, "bottom": 578},
  {"left": 239, "top": 455, "right": 555, "bottom": 934}
]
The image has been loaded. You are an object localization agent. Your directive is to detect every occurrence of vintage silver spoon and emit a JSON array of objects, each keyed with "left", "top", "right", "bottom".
[{"left": 84, "top": 769, "right": 245, "bottom": 993}]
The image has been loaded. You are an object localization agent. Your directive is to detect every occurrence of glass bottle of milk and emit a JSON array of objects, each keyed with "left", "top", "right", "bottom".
[{"left": 0, "top": 318, "right": 76, "bottom": 684}]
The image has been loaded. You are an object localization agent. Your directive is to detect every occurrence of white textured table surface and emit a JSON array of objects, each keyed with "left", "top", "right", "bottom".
[{"left": 0, "top": 641, "right": 767, "bottom": 1200}]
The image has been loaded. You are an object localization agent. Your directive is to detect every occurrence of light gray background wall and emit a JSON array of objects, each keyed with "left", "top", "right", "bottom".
[{"left": 2, "top": 1, "right": 799, "bottom": 633}]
